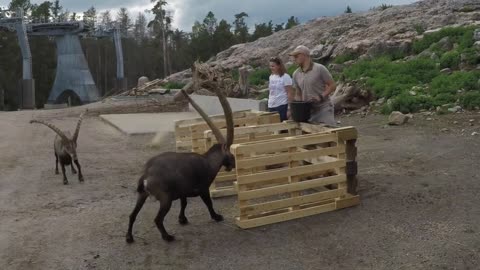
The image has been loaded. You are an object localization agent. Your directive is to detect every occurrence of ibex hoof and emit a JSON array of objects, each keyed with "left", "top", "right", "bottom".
[
  {"left": 79, "top": 177, "right": 84, "bottom": 182},
  {"left": 55, "top": 170, "right": 59, "bottom": 175},
  {"left": 162, "top": 234, "right": 175, "bottom": 242},
  {"left": 63, "top": 180, "right": 69, "bottom": 185},
  {"left": 72, "top": 170, "right": 77, "bottom": 175},
  {"left": 126, "top": 234, "right": 134, "bottom": 243},
  {"left": 213, "top": 214, "right": 224, "bottom": 222},
  {"left": 178, "top": 216, "right": 189, "bottom": 225}
]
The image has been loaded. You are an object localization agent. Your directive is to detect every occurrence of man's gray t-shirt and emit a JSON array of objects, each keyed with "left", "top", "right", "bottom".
[
  {"left": 292, "top": 62, "right": 336, "bottom": 126},
  {"left": 292, "top": 62, "right": 334, "bottom": 102}
]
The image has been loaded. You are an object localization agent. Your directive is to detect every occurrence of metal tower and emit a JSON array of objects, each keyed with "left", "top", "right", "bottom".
[
  {"left": 94, "top": 26, "right": 127, "bottom": 91},
  {"left": 28, "top": 21, "right": 100, "bottom": 105},
  {"left": 0, "top": 9, "right": 35, "bottom": 109}
]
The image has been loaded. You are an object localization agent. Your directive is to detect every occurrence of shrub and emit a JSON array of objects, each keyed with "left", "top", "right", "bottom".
[
  {"left": 461, "top": 92, "right": 480, "bottom": 109},
  {"left": 334, "top": 53, "right": 358, "bottom": 64},
  {"left": 433, "top": 93, "right": 456, "bottom": 106},
  {"left": 413, "top": 23, "right": 426, "bottom": 35},
  {"left": 249, "top": 68, "right": 271, "bottom": 86},
  {"left": 439, "top": 51, "right": 460, "bottom": 69},
  {"left": 164, "top": 82, "right": 186, "bottom": 90},
  {"left": 387, "top": 94, "right": 434, "bottom": 114},
  {"left": 379, "top": 4, "right": 393, "bottom": 10},
  {"left": 430, "top": 71, "right": 479, "bottom": 95},
  {"left": 412, "top": 26, "right": 476, "bottom": 54}
]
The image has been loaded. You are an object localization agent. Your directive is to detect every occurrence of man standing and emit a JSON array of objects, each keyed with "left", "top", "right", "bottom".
[{"left": 289, "top": 45, "right": 337, "bottom": 126}]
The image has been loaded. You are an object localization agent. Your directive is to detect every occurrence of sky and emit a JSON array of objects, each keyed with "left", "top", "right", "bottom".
[{"left": 1, "top": 0, "right": 417, "bottom": 31}]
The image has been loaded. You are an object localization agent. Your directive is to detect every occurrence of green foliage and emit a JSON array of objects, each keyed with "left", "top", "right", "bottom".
[
  {"left": 334, "top": 53, "right": 358, "bottom": 64},
  {"left": 251, "top": 21, "right": 273, "bottom": 41},
  {"left": 412, "top": 26, "right": 476, "bottom": 54},
  {"left": 249, "top": 68, "right": 271, "bottom": 86},
  {"left": 389, "top": 94, "right": 434, "bottom": 114},
  {"left": 287, "top": 65, "right": 298, "bottom": 76},
  {"left": 163, "top": 82, "right": 186, "bottom": 90},
  {"left": 344, "top": 57, "right": 439, "bottom": 98},
  {"left": 432, "top": 93, "right": 456, "bottom": 106},
  {"left": 257, "top": 90, "right": 269, "bottom": 100},
  {"left": 413, "top": 23, "right": 426, "bottom": 34},
  {"left": 430, "top": 72, "right": 479, "bottom": 95},
  {"left": 379, "top": 4, "right": 393, "bottom": 10},
  {"left": 345, "top": 6, "right": 352, "bottom": 13},
  {"left": 439, "top": 51, "right": 460, "bottom": 69},
  {"left": 461, "top": 48, "right": 480, "bottom": 66},
  {"left": 461, "top": 92, "right": 480, "bottom": 110},
  {"left": 285, "top": 16, "right": 300, "bottom": 29}
]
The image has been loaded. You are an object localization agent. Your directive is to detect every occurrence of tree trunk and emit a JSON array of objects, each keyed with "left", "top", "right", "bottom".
[
  {"left": 0, "top": 88, "right": 4, "bottom": 111},
  {"left": 161, "top": 21, "right": 168, "bottom": 78}
]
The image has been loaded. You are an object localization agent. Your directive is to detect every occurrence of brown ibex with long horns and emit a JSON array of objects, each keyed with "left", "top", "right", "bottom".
[
  {"left": 30, "top": 111, "right": 86, "bottom": 185},
  {"left": 126, "top": 88, "right": 235, "bottom": 243}
]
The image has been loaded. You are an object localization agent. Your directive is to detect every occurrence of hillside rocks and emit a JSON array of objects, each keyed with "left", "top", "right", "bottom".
[{"left": 166, "top": 0, "right": 480, "bottom": 84}]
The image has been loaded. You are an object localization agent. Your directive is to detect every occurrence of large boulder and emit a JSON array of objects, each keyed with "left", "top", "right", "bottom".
[
  {"left": 388, "top": 111, "right": 409, "bottom": 125},
  {"left": 137, "top": 76, "right": 149, "bottom": 87}
]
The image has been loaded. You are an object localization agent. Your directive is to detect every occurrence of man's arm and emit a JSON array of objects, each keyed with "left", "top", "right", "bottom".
[{"left": 322, "top": 79, "right": 336, "bottom": 99}]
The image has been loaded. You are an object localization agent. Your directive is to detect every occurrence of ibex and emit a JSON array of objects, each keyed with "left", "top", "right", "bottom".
[
  {"left": 30, "top": 112, "right": 86, "bottom": 185},
  {"left": 126, "top": 88, "right": 234, "bottom": 243}
]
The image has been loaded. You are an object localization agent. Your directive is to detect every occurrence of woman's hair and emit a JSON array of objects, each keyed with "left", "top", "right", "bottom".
[{"left": 269, "top": 57, "right": 287, "bottom": 76}]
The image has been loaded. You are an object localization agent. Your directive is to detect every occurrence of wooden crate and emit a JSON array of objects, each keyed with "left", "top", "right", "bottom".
[
  {"left": 175, "top": 110, "right": 280, "bottom": 152},
  {"left": 203, "top": 121, "right": 301, "bottom": 198},
  {"left": 231, "top": 127, "right": 359, "bottom": 229}
]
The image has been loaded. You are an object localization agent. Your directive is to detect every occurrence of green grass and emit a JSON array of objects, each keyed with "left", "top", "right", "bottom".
[{"left": 430, "top": 71, "right": 479, "bottom": 95}]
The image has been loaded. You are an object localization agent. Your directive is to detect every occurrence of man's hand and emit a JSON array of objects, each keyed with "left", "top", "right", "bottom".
[{"left": 308, "top": 95, "right": 325, "bottom": 103}]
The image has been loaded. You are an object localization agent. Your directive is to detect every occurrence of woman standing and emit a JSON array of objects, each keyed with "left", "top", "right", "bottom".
[{"left": 268, "top": 57, "right": 294, "bottom": 121}]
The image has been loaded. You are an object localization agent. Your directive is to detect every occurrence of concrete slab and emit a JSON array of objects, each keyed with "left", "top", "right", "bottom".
[
  {"left": 189, "top": 94, "right": 267, "bottom": 115},
  {"left": 100, "top": 111, "right": 199, "bottom": 136}
]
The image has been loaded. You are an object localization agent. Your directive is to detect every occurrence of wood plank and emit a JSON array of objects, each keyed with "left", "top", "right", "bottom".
[
  {"left": 233, "top": 133, "right": 339, "bottom": 155},
  {"left": 214, "top": 173, "right": 236, "bottom": 182},
  {"left": 237, "top": 160, "right": 346, "bottom": 185},
  {"left": 204, "top": 122, "right": 298, "bottom": 138},
  {"left": 335, "top": 194, "right": 360, "bottom": 209},
  {"left": 240, "top": 188, "right": 347, "bottom": 216},
  {"left": 236, "top": 202, "right": 337, "bottom": 229},
  {"left": 237, "top": 146, "right": 345, "bottom": 169},
  {"left": 237, "top": 174, "right": 347, "bottom": 200},
  {"left": 210, "top": 187, "right": 237, "bottom": 198}
]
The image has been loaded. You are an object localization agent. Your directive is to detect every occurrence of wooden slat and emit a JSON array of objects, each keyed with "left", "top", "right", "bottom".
[
  {"left": 233, "top": 133, "right": 338, "bottom": 155},
  {"left": 237, "top": 160, "right": 345, "bottom": 185},
  {"left": 238, "top": 174, "right": 346, "bottom": 200},
  {"left": 241, "top": 188, "right": 347, "bottom": 216},
  {"left": 214, "top": 173, "right": 236, "bottom": 182},
  {"left": 210, "top": 187, "right": 237, "bottom": 198},
  {"left": 204, "top": 122, "right": 299, "bottom": 138},
  {"left": 237, "top": 146, "right": 344, "bottom": 169},
  {"left": 335, "top": 194, "right": 360, "bottom": 209},
  {"left": 236, "top": 202, "right": 337, "bottom": 229}
]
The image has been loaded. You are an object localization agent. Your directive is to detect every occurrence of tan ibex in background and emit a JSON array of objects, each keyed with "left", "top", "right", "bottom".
[{"left": 30, "top": 111, "right": 86, "bottom": 185}]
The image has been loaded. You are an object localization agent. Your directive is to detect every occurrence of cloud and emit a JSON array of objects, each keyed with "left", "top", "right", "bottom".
[{"left": 1, "top": 0, "right": 416, "bottom": 30}]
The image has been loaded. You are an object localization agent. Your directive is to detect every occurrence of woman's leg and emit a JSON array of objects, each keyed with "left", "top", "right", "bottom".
[{"left": 269, "top": 104, "right": 288, "bottom": 122}]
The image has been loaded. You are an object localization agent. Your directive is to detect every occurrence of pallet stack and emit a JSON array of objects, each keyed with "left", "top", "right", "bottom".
[{"left": 231, "top": 126, "right": 359, "bottom": 228}]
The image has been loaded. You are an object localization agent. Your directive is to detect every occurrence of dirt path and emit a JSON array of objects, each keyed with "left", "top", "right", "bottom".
[{"left": 1, "top": 108, "right": 479, "bottom": 270}]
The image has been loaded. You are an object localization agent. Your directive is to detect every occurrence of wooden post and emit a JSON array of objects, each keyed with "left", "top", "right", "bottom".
[
  {"left": 345, "top": 139, "right": 358, "bottom": 195},
  {"left": 238, "top": 66, "right": 249, "bottom": 97}
]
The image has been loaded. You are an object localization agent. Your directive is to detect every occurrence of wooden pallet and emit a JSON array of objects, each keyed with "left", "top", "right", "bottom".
[
  {"left": 203, "top": 121, "right": 301, "bottom": 198},
  {"left": 175, "top": 110, "right": 280, "bottom": 152},
  {"left": 231, "top": 128, "right": 359, "bottom": 229}
]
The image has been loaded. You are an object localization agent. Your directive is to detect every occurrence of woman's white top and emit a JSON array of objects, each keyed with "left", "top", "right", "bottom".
[{"left": 268, "top": 73, "right": 292, "bottom": 108}]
